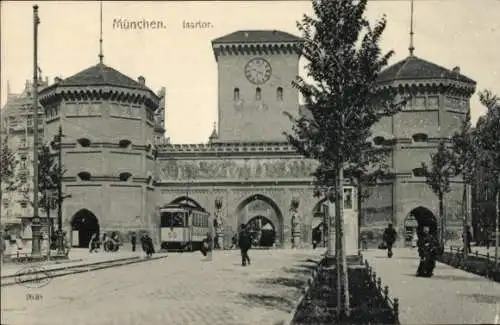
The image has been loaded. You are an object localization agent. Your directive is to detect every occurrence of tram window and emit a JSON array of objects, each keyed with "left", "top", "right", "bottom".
[{"left": 161, "top": 212, "right": 184, "bottom": 227}]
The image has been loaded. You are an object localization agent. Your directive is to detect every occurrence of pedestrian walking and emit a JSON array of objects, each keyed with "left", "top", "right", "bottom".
[
  {"left": 382, "top": 223, "right": 397, "bottom": 258},
  {"left": 238, "top": 224, "right": 251, "bottom": 266},
  {"left": 416, "top": 226, "right": 439, "bottom": 277},
  {"left": 200, "top": 233, "right": 212, "bottom": 257},
  {"left": 131, "top": 232, "right": 137, "bottom": 252},
  {"left": 141, "top": 234, "right": 155, "bottom": 258},
  {"left": 463, "top": 226, "right": 472, "bottom": 254},
  {"left": 89, "top": 233, "right": 99, "bottom": 253}
]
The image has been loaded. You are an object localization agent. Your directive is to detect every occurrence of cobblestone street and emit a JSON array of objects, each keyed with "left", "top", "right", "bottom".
[{"left": 1, "top": 249, "right": 323, "bottom": 325}]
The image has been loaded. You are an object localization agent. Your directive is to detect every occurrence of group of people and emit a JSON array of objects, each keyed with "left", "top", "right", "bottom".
[
  {"left": 382, "top": 223, "right": 443, "bottom": 278},
  {"left": 88, "top": 231, "right": 155, "bottom": 257}
]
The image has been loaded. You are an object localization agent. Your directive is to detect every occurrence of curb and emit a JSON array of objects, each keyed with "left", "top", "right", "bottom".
[{"left": 283, "top": 258, "right": 322, "bottom": 325}]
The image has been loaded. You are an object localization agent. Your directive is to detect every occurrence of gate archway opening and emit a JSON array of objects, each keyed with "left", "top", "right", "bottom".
[
  {"left": 312, "top": 198, "right": 327, "bottom": 248},
  {"left": 246, "top": 215, "right": 276, "bottom": 247},
  {"left": 408, "top": 206, "right": 438, "bottom": 240},
  {"left": 70, "top": 209, "right": 100, "bottom": 248},
  {"left": 236, "top": 194, "right": 284, "bottom": 247}
]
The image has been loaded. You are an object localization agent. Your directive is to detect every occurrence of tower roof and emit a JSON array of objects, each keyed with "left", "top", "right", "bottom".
[
  {"left": 56, "top": 63, "right": 149, "bottom": 90},
  {"left": 212, "top": 30, "right": 302, "bottom": 44},
  {"left": 378, "top": 55, "right": 476, "bottom": 85}
]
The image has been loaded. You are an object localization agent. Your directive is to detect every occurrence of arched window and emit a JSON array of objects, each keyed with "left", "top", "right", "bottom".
[
  {"left": 412, "top": 133, "right": 428, "bottom": 143},
  {"left": 233, "top": 88, "right": 240, "bottom": 101},
  {"left": 412, "top": 167, "right": 426, "bottom": 177},
  {"left": 277, "top": 87, "right": 283, "bottom": 101},
  {"left": 118, "top": 139, "right": 131, "bottom": 148},
  {"left": 255, "top": 88, "right": 262, "bottom": 101},
  {"left": 119, "top": 172, "right": 132, "bottom": 182},
  {"left": 373, "top": 136, "right": 385, "bottom": 146},
  {"left": 77, "top": 172, "right": 91, "bottom": 181},
  {"left": 77, "top": 138, "right": 91, "bottom": 148}
]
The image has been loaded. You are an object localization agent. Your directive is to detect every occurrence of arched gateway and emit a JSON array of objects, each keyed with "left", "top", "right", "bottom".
[
  {"left": 70, "top": 209, "right": 100, "bottom": 248},
  {"left": 236, "top": 194, "right": 284, "bottom": 247}
]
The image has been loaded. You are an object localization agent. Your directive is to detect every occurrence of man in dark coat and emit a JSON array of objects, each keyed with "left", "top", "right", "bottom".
[
  {"left": 200, "top": 233, "right": 212, "bottom": 257},
  {"left": 238, "top": 224, "right": 252, "bottom": 266},
  {"left": 382, "top": 223, "right": 397, "bottom": 258},
  {"left": 463, "top": 226, "right": 472, "bottom": 254},
  {"left": 131, "top": 232, "right": 137, "bottom": 252},
  {"left": 416, "top": 227, "right": 439, "bottom": 277},
  {"left": 141, "top": 234, "right": 155, "bottom": 257}
]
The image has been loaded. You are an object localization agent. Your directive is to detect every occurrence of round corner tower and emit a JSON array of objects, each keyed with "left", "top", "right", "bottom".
[
  {"left": 369, "top": 54, "right": 476, "bottom": 244},
  {"left": 39, "top": 63, "right": 162, "bottom": 247}
]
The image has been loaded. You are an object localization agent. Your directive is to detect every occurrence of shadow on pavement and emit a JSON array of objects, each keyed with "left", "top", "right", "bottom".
[
  {"left": 459, "top": 293, "right": 500, "bottom": 304},
  {"left": 401, "top": 273, "right": 485, "bottom": 282},
  {"left": 238, "top": 293, "right": 295, "bottom": 312},
  {"left": 256, "top": 277, "right": 306, "bottom": 288},
  {"left": 237, "top": 260, "right": 319, "bottom": 313}
]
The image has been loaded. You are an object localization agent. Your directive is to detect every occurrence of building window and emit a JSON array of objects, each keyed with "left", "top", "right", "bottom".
[
  {"left": 77, "top": 172, "right": 91, "bottom": 181},
  {"left": 119, "top": 172, "right": 132, "bottom": 182},
  {"left": 277, "top": 87, "right": 283, "bottom": 101},
  {"left": 20, "top": 201, "right": 28, "bottom": 208},
  {"left": 372, "top": 136, "right": 386, "bottom": 146},
  {"left": 146, "top": 110, "right": 154, "bottom": 122},
  {"left": 233, "top": 88, "right": 240, "bottom": 101},
  {"left": 77, "top": 138, "right": 91, "bottom": 147},
  {"left": 414, "top": 96, "right": 426, "bottom": 110},
  {"left": 412, "top": 133, "right": 428, "bottom": 142},
  {"left": 412, "top": 167, "right": 426, "bottom": 177},
  {"left": 255, "top": 88, "right": 262, "bottom": 101},
  {"left": 118, "top": 140, "right": 131, "bottom": 148},
  {"left": 427, "top": 96, "right": 439, "bottom": 110}
]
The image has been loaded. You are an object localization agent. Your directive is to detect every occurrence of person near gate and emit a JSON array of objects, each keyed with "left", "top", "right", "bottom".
[
  {"left": 131, "top": 232, "right": 137, "bottom": 252},
  {"left": 416, "top": 226, "right": 440, "bottom": 277},
  {"left": 238, "top": 224, "right": 252, "bottom": 266},
  {"left": 382, "top": 223, "right": 397, "bottom": 258}
]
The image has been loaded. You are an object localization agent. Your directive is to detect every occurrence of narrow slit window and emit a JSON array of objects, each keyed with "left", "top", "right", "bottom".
[
  {"left": 277, "top": 87, "right": 283, "bottom": 101},
  {"left": 255, "top": 87, "right": 262, "bottom": 101},
  {"left": 233, "top": 88, "right": 240, "bottom": 101}
]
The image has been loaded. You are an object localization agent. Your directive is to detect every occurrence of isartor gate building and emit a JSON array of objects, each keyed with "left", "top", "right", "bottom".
[{"left": 37, "top": 29, "right": 476, "bottom": 249}]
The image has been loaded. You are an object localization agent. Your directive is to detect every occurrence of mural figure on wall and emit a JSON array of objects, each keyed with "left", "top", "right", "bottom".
[
  {"left": 213, "top": 197, "right": 224, "bottom": 249},
  {"left": 290, "top": 197, "right": 301, "bottom": 248}
]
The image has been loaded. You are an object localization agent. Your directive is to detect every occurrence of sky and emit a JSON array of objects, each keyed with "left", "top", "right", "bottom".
[{"left": 1, "top": 0, "right": 499, "bottom": 144}]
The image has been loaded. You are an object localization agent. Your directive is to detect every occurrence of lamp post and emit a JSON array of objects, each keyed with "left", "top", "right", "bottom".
[{"left": 31, "top": 4, "right": 41, "bottom": 258}]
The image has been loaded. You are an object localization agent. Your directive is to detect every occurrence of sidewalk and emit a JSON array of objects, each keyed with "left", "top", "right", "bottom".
[
  {"left": 363, "top": 248, "right": 500, "bottom": 324},
  {"left": 1, "top": 247, "right": 166, "bottom": 279}
]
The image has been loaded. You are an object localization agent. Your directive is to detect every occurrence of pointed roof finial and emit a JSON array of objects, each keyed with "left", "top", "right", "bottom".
[
  {"left": 7, "top": 80, "right": 10, "bottom": 95},
  {"left": 213, "top": 121, "right": 216, "bottom": 130},
  {"left": 98, "top": 1, "right": 104, "bottom": 63},
  {"left": 409, "top": 0, "right": 415, "bottom": 56}
]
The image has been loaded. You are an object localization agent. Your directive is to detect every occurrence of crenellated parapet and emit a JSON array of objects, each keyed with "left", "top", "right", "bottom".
[
  {"left": 211, "top": 30, "right": 303, "bottom": 61},
  {"left": 157, "top": 141, "right": 300, "bottom": 157}
]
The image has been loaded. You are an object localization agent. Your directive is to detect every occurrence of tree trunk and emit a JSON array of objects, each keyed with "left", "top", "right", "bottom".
[
  {"left": 335, "top": 165, "right": 350, "bottom": 317},
  {"left": 439, "top": 193, "right": 444, "bottom": 246},
  {"left": 357, "top": 180, "right": 362, "bottom": 253},
  {"left": 462, "top": 184, "right": 468, "bottom": 260},
  {"left": 495, "top": 190, "right": 499, "bottom": 270}
]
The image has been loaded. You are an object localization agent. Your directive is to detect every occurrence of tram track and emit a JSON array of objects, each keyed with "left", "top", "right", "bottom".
[{"left": 1, "top": 255, "right": 168, "bottom": 287}]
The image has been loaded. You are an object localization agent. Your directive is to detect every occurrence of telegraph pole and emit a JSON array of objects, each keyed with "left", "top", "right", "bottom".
[{"left": 31, "top": 4, "right": 42, "bottom": 258}]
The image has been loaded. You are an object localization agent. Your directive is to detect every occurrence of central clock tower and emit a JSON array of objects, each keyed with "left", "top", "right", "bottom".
[{"left": 212, "top": 30, "right": 303, "bottom": 143}]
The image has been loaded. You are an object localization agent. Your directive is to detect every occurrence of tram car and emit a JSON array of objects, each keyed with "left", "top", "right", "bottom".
[{"left": 159, "top": 201, "right": 210, "bottom": 251}]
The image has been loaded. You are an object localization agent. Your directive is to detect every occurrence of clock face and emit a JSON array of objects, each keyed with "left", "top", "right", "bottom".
[{"left": 244, "top": 58, "right": 272, "bottom": 85}]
